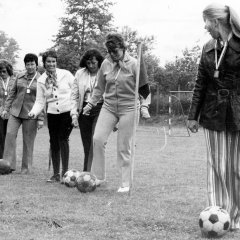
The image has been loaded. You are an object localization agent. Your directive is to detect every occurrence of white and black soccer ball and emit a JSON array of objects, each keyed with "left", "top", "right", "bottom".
[
  {"left": 0, "top": 159, "right": 11, "bottom": 175},
  {"left": 62, "top": 169, "right": 81, "bottom": 187},
  {"left": 76, "top": 172, "right": 97, "bottom": 193},
  {"left": 199, "top": 206, "right": 230, "bottom": 238}
]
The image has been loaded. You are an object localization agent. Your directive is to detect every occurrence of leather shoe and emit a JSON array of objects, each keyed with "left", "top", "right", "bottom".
[{"left": 47, "top": 174, "right": 60, "bottom": 183}]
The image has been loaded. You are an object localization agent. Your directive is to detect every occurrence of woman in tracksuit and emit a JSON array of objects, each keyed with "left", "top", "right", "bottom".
[{"left": 83, "top": 33, "right": 150, "bottom": 193}]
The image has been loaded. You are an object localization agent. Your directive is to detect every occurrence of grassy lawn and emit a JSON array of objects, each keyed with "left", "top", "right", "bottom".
[{"left": 0, "top": 123, "right": 240, "bottom": 240}]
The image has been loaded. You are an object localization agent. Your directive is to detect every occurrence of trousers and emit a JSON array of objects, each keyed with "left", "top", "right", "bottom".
[
  {"left": 3, "top": 115, "right": 37, "bottom": 170},
  {"left": 78, "top": 102, "right": 102, "bottom": 171},
  {"left": 204, "top": 128, "right": 240, "bottom": 229},
  {"left": 91, "top": 105, "right": 138, "bottom": 188},
  {"left": 47, "top": 112, "right": 73, "bottom": 176},
  {"left": 0, "top": 118, "right": 8, "bottom": 159}
]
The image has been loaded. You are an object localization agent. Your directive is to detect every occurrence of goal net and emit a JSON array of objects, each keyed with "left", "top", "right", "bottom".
[{"left": 168, "top": 91, "right": 193, "bottom": 137}]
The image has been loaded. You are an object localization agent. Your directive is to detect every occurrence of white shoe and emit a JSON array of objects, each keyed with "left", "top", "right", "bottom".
[
  {"left": 140, "top": 106, "right": 150, "bottom": 119},
  {"left": 117, "top": 186, "right": 130, "bottom": 193},
  {"left": 95, "top": 179, "right": 105, "bottom": 187}
]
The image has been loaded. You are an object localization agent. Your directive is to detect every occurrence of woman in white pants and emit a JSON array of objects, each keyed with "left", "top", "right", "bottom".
[{"left": 83, "top": 33, "right": 149, "bottom": 193}]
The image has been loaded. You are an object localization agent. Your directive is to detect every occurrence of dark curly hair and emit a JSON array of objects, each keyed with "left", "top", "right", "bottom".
[
  {"left": 79, "top": 48, "right": 104, "bottom": 69},
  {"left": 24, "top": 53, "right": 38, "bottom": 66},
  {"left": 105, "top": 32, "right": 127, "bottom": 52},
  {"left": 0, "top": 59, "right": 13, "bottom": 76},
  {"left": 42, "top": 50, "right": 57, "bottom": 68}
]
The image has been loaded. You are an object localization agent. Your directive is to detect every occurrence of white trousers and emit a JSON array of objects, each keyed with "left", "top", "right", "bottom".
[{"left": 91, "top": 106, "right": 138, "bottom": 188}]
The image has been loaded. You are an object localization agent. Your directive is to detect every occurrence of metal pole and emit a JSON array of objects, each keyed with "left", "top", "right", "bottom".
[
  {"left": 129, "top": 42, "right": 142, "bottom": 196},
  {"left": 168, "top": 95, "right": 172, "bottom": 136},
  {"left": 156, "top": 84, "right": 159, "bottom": 115}
]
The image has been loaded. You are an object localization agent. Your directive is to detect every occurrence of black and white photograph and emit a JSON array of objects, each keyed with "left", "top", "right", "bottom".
[{"left": 1, "top": 0, "right": 240, "bottom": 239}]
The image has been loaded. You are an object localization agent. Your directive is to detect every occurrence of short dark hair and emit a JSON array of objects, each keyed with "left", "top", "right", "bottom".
[
  {"left": 42, "top": 50, "right": 57, "bottom": 68},
  {"left": 0, "top": 59, "right": 13, "bottom": 76},
  {"left": 79, "top": 48, "right": 104, "bottom": 69},
  {"left": 24, "top": 53, "right": 38, "bottom": 66},
  {"left": 105, "top": 32, "right": 127, "bottom": 52}
]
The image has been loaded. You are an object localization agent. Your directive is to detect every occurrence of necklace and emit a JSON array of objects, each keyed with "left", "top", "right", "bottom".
[{"left": 214, "top": 32, "right": 232, "bottom": 78}]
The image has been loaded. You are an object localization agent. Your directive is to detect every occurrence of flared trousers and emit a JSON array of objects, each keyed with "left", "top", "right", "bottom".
[{"left": 204, "top": 128, "right": 240, "bottom": 229}]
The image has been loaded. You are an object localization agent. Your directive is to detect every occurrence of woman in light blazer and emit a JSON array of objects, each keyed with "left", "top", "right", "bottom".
[{"left": 71, "top": 49, "right": 104, "bottom": 171}]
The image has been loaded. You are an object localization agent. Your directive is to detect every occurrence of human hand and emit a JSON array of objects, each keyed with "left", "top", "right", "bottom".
[
  {"left": 83, "top": 103, "right": 93, "bottom": 116},
  {"left": 28, "top": 111, "right": 36, "bottom": 119},
  {"left": 72, "top": 116, "right": 79, "bottom": 128},
  {"left": 37, "top": 120, "right": 44, "bottom": 130},
  {"left": 1, "top": 110, "right": 8, "bottom": 119},
  {"left": 187, "top": 120, "right": 199, "bottom": 133}
]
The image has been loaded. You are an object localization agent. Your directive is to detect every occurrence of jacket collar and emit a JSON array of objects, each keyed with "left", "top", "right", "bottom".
[
  {"left": 204, "top": 34, "right": 240, "bottom": 53},
  {"left": 18, "top": 71, "right": 41, "bottom": 79},
  {"left": 106, "top": 51, "right": 131, "bottom": 64},
  {"left": 38, "top": 68, "right": 63, "bottom": 84},
  {"left": 106, "top": 51, "right": 131, "bottom": 72}
]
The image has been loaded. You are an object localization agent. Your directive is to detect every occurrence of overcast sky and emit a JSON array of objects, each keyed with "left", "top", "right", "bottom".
[{"left": 0, "top": 0, "right": 240, "bottom": 69}]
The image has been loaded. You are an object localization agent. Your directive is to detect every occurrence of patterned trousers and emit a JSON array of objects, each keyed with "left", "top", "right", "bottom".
[{"left": 204, "top": 128, "right": 240, "bottom": 229}]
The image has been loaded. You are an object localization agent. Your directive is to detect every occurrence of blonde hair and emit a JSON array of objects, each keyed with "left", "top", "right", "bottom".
[{"left": 203, "top": 3, "right": 240, "bottom": 38}]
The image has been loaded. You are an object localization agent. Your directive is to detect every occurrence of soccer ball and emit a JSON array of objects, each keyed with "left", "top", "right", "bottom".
[
  {"left": 199, "top": 206, "right": 230, "bottom": 238},
  {"left": 62, "top": 169, "right": 81, "bottom": 187},
  {"left": 0, "top": 159, "right": 11, "bottom": 175},
  {"left": 76, "top": 172, "right": 97, "bottom": 193}
]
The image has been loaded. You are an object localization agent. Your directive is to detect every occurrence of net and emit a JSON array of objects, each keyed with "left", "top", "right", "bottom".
[{"left": 168, "top": 91, "right": 193, "bottom": 137}]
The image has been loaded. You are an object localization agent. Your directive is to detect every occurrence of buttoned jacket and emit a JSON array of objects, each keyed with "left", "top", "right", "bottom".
[
  {"left": 31, "top": 68, "right": 74, "bottom": 116},
  {"left": 188, "top": 34, "right": 240, "bottom": 131},
  {"left": 4, "top": 72, "right": 44, "bottom": 120}
]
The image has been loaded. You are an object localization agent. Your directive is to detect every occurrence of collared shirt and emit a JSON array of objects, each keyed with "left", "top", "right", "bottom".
[
  {"left": 31, "top": 68, "right": 74, "bottom": 116},
  {"left": 4, "top": 71, "right": 44, "bottom": 120}
]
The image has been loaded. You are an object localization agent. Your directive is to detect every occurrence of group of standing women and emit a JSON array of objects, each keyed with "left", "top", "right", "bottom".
[{"left": 0, "top": 32, "right": 151, "bottom": 193}]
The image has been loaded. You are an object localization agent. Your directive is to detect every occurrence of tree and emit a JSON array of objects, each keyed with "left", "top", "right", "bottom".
[
  {"left": 53, "top": 0, "right": 115, "bottom": 73},
  {"left": 120, "top": 26, "right": 161, "bottom": 85},
  {"left": 164, "top": 45, "right": 201, "bottom": 91},
  {"left": 120, "top": 26, "right": 155, "bottom": 57},
  {"left": 0, "top": 31, "right": 20, "bottom": 65}
]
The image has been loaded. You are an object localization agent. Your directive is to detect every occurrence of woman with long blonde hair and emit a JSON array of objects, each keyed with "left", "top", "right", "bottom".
[{"left": 188, "top": 3, "right": 240, "bottom": 230}]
